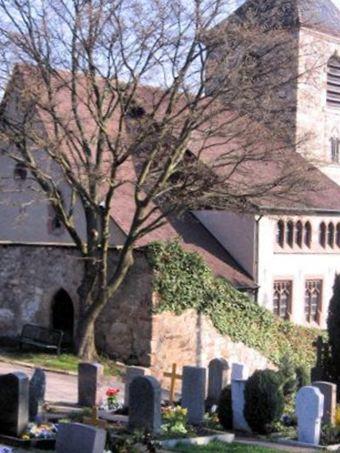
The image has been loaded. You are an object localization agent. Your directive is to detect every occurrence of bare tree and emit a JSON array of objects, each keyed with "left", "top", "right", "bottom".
[{"left": 0, "top": 0, "right": 316, "bottom": 359}]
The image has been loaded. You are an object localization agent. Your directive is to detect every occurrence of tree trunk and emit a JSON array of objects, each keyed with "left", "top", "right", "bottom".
[{"left": 75, "top": 313, "right": 98, "bottom": 360}]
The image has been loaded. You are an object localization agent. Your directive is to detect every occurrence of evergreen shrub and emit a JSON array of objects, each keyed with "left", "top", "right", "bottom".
[
  {"left": 217, "top": 386, "right": 232, "bottom": 430},
  {"left": 244, "top": 369, "right": 284, "bottom": 434}
]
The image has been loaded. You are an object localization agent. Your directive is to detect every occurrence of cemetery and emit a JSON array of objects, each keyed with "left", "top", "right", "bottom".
[{"left": 2, "top": 351, "right": 340, "bottom": 453}]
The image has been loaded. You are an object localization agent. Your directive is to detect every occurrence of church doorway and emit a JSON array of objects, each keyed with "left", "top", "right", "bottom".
[{"left": 51, "top": 289, "right": 74, "bottom": 348}]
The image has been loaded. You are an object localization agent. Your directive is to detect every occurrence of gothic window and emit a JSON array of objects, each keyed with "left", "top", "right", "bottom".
[
  {"left": 330, "top": 137, "right": 340, "bottom": 163},
  {"left": 276, "top": 220, "right": 285, "bottom": 247},
  {"left": 305, "top": 280, "right": 322, "bottom": 324},
  {"left": 304, "top": 222, "right": 312, "bottom": 248},
  {"left": 273, "top": 281, "right": 292, "bottom": 320},
  {"left": 328, "top": 222, "right": 335, "bottom": 248},
  {"left": 319, "top": 222, "right": 326, "bottom": 248},
  {"left": 47, "top": 189, "right": 65, "bottom": 235},
  {"left": 327, "top": 55, "right": 340, "bottom": 108},
  {"left": 286, "top": 221, "right": 294, "bottom": 247},
  {"left": 337, "top": 223, "right": 340, "bottom": 247},
  {"left": 13, "top": 162, "right": 27, "bottom": 181},
  {"left": 295, "top": 221, "right": 303, "bottom": 247}
]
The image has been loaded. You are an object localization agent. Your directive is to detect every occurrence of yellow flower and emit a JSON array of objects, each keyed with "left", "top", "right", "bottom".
[
  {"left": 335, "top": 405, "right": 340, "bottom": 426},
  {"left": 21, "top": 434, "right": 30, "bottom": 440}
]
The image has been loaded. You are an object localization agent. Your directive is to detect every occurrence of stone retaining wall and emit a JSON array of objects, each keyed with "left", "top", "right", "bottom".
[{"left": 150, "top": 309, "right": 272, "bottom": 384}]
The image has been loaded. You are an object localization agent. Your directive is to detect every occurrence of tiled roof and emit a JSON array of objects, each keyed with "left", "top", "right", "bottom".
[
  {"left": 5, "top": 65, "right": 340, "bottom": 288},
  {"left": 226, "top": 0, "right": 340, "bottom": 37}
]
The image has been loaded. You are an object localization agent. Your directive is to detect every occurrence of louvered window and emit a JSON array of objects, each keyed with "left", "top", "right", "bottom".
[{"left": 327, "top": 56, "right": 340, "bottom": 108}]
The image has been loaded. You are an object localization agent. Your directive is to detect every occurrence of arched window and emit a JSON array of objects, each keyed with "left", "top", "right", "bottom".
[
  {"left": 295, "top": 221, "right": 303, "bottom": 247},
  {"left": 328, "top": 222, "right": 335, "bottom": 248},
  {"left": 286, "top": 221, "right": 294, "bottom": 247},
  {"left": 327, "top": 55, "right": 340, "bottom": 108},
  {"left": 337, "top": 223, "right": 340, "bottom": 247},
  {"left": 319, "top": 222, "right": 326, "bottom": 248},
  {"left": 276, "top": 220, "right": 285, "bottom": 247},
  {"left": 13, "top": 162, "right": 27, "bottom": 181},
  {"left": 304, "top": 222, "right": 312, "bottom": 248},
  {"left": 330, "top": 137, "right": 340, "bottom": 163}
]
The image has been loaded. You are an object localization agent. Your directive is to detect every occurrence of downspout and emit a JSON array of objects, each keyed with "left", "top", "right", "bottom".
[{"left": 254, "top": 214, "right": 263, "bottom": 303}]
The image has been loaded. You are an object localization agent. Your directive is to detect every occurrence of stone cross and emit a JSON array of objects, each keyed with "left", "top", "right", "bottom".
[
  {"left": 128, "top": 376, "right": 161, "bottom": 434},
  {"left": 0, "top": 372, "right": 29, "bottom": 437},
  {"left": 124, "top": 366, "right": 148, "bottom": 408},
  {"left": 312, "top": 381, "right": 337, "bottom": 425},
  {"left": 164, "top": 363, "right": 182, "bottom": 405},
  {"left": 207, "top": 358, "right": 230, "bottom": 407},
  {"left": 29, "top": 368, "right": 46, "bottom": 420},
  {"left": 78, "top": 363, "right": 103, "bottom": 407},
  {"left": 83, "top": 406, "right": 108, "bottom": 430},
  {"left": 56, "top": 422, "right": 106, "bottom": 453},
  {"left": 230, "top": 362, "right": 250, "bottom": 432},
  {"left": 296, "top": 386, "right": 324, "bottom": 445},
  {"left": 181, "top": 366, "right": 206, "bottom": 425}
]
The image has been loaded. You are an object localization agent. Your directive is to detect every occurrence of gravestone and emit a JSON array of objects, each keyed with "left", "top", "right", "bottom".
[
  {"left": 230, "top": 362, "right": 250, "bottom": 432},
  {"left": 124, "top": 366, "right": 147, "bottom": 408},
  {"left": 128, "top": 376, "right": 161, "bottom": 434},
  {"left": 231, "top": 362, "right": 249, "bottom": 381},
  {"left": 181, "top": 366, "right": 206, "bottom": 425},
  {"left": 78, "top": 363, "right": 103, "bottom": 407},
  {"left": 56, "top": 422, "right": 106, "bottom": 453},
  {"left": 207, "top": 358, "right": 230, "bottom": 407},
  {"left": 296, "top": 386, "right": 324, "bottom": 445},
  {"left": 0, "top": 372, "right": 29, "bottom": 437},
  {"left": 312, "top": 381, "right": 336, "bottom": 425},
  {"left": 29, "top": 368, "right": 46, "bottom": 420}
]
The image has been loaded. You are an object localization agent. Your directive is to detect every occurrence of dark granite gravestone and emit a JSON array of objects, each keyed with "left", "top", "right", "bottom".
[
  {"left": 0, "top": 372, "right": 29, "bottom": 437},
  {"left": 128, "top": 376, "right": 161, "bottom": 434},
  {"left": 182, "top": 366, "right": 206, "bottom": 425},
  {"left": 207, "top": 358, "right": 230, "bottom": 407},
  {"left": 124, "top": 366, "right": 147, "bottom": 408},
  {"left": 313, "top": 381, "right": 337, "bottom": 425},
  {"left": 56, "top": 423, "right": 106, "bottom": 453},
  {"left": 29, "top": 368, "right": 46, "bottom": 420},
  {"left": 78, "top": 363, "right": 103, "bottom": 407}
]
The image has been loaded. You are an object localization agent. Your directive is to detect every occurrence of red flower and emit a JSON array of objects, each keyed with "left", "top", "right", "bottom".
[{"left": 106, "top": 387, "right": 120, "bottom": 397}]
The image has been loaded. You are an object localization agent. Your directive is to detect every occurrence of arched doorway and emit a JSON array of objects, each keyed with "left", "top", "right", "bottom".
[{"left": 51, "top": 289, "right": 74, "bottom": 348}]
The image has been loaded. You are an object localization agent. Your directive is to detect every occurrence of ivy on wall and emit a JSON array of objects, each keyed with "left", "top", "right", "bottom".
[{"left": 147, "top": 240, "right": 320, "bottom": 367}]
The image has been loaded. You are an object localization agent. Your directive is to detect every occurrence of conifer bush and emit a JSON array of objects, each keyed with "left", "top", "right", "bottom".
[
  {"left": 328, "top": 274, "right": 340, "bottom": 381},
  {"left": 244, "top": 369, "right": 284, "bottom": 434},
  {"left": 217, "top": 386, "right": 233, "bottom": 430}
]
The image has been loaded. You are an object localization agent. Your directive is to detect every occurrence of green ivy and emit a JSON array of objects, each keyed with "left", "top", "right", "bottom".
[{"left": 147, "top": 240, "right": 320, "bottom": 367}]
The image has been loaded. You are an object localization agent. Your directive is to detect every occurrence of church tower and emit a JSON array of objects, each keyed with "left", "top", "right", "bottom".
[{"left": 207, "top": 0, "right": 340, "bottom": 184}]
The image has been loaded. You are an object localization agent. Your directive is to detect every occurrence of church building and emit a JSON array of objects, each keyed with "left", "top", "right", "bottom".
[{"left": 1, "top": 0, "right": 340, "bottom": 371}]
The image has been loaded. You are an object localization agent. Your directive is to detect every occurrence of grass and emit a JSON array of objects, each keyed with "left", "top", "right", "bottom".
[
  {"left": 0, "top": 349, "right": 121, "bottom": 376},
  {"left": 172, "top": 441, "right": 286, "bottom": 453}
]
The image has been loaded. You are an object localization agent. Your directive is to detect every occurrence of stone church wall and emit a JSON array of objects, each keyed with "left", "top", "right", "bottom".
[{"left": 0, "top": 244, "right": 153, "bottom": 366}]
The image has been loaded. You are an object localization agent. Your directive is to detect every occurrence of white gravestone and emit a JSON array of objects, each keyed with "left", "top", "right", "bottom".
[
  {"left": 231, "top": 363, "right": 250, "bottom": 432},
  {"left": 296, "top": 386, "right": 324, "bottom": 446}
]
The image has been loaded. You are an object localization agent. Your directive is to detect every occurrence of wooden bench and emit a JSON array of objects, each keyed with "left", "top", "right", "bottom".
[{"left": 19, "top": 324, "right": 64, "bottom": 356}]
